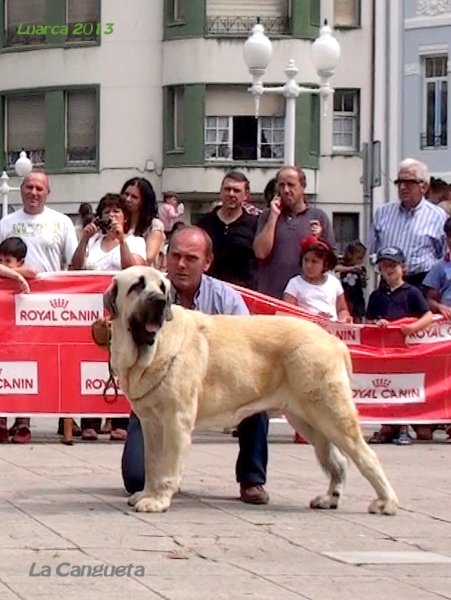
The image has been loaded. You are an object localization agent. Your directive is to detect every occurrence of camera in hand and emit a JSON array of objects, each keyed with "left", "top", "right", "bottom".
[{"left": 95, "top": 217, "right": 112, "bottom": 234}]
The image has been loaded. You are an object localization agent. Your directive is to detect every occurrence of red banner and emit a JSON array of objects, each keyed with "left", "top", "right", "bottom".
[{"left": 0, "top": 273, "right": 450, "bottom": 423}]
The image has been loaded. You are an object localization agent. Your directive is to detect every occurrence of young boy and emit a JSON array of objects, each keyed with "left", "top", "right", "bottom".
[
  {"left": 0, "top": 237, "right": 31, "bottom": 293},
  {"left": 366, "top": 246, "right": 433, "bottom": 445},
  {"left": 0, "top": 237, "right": 36, "bottom": 443}
]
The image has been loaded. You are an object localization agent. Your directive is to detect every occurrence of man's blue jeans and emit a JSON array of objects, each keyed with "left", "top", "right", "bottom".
[{"left": 121, "top": 412, "right": 269, "bottom": 494}]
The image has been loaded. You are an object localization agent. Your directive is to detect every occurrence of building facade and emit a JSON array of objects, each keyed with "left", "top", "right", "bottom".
[
  {"left": 402, "top": 0, "right": 450, "bottom": 181},
  {"left": 0, "top": 0, "right": 371, "bottom": 251}
]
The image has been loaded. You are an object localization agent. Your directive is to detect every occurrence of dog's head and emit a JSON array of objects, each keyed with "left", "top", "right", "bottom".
[{"left": 104, "top": 266, "right": 173, "bottom": 348}]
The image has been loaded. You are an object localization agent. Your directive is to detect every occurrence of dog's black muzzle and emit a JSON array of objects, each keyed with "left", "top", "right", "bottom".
[{"left": 129, "top": 292, "right": 167, "bottom": 347}]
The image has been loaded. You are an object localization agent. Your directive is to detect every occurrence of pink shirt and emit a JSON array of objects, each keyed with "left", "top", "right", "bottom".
[{"left": 158, "top": 202, "right": 184, "bottom": 232}]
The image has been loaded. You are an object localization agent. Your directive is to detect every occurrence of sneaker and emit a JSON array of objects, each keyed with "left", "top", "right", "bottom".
[
  {"left": 393, "top": 432, "right": 411, "bottom": 446},
  {"left": 8, "top": 417, "right": 30, "bottom": 437},
  {"left": 81, "top": 428, "right": 98, "bottom": 441},
  {"left": 11, "top": 426, "right": 31, "bottom": 444},
  {"left": 368, "top": 425, "right": 396, "bottom": 444},
  {"left": 239, "top": 485, "right": 269, "bottom": 505}
]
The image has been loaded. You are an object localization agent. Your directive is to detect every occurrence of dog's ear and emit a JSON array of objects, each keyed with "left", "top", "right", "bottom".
[
  {"left": 164, "top": 290, "right": 173, "bottom": 322},
  {"left": 104, "top": 280, "right": 118, "bottom": 319}
]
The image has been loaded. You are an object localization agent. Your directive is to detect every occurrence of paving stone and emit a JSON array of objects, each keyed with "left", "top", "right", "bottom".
[
  {"left": 0, "top": 418, "right": 450, "bottom": 600},
  {"left": 323, "top": 550, "right": 451, "bottom": 564}
]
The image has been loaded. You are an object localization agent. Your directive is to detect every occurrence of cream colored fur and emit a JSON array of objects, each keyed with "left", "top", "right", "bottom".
[{"left": 107, "top": 266, "right": 398, "bottom": 515}]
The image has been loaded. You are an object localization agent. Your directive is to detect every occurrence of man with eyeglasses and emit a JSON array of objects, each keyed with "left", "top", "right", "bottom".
[{"left": 368, "top": 158, "right": 447, "bottom": 290}]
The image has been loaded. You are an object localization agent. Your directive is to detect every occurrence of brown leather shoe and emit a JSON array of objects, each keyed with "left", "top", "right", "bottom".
[{"left": 240, "top": 485, "right": 269, "bottom": 505}]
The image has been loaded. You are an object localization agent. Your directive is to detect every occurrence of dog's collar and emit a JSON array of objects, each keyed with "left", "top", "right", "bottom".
[{"left": 127, "top": 354, "right": 177, "bottom": 402}]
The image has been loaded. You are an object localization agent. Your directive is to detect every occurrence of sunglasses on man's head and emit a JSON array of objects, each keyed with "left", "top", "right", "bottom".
[{"left": 394, "top": 178, "right": 423, "bottom": 186}]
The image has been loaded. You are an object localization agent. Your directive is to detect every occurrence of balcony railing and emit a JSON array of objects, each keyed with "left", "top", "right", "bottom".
[
  {"left": 421, "top": 131, "right": 448, "bottom": 150},
  {"left": 206, "top": 15, "right": 290, "bottom": 36},
  {"left": 5, "top": 25, "right": 46, "bottom": 47},
  {"left": 7, "top": 150, "right": 45, "bottom": 169}
]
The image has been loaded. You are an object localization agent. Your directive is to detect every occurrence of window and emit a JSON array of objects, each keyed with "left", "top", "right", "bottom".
[
  {"left": 2, "top": 87, "right": 98, "bottom": 172},
  {"left": 333, "top": 90, "right": 359, "bottom": 152},
  {"left": 6, "top": 94, "right": 46, "bottom": 168},
  {"left": 333, "top": 213, "right": 359, "bottom": 256},
  {"left": 205, "top": 117, "right": 231, "bottom": 159},
  {"left": 422, "top": 56, "right": 448, "bottom": 149},
  {"left": 5, "top": 0, "right": 46, "bottom": 47},
  {"left": 334, "top": 0, "right": 360, "bottom": 27},
  {"left": 3, "top": 0, "right": 100, "bottom": 48},
  {"left": 67, "top": 0, "right": 99, "bottom": 42},
  {"left": 205, "top": 116, "right": 284, "bottom": 161},
  {"left": 173, "top": 0, "right": 185, "bottom": 21},
  {"left": 66, "top": 90, "right": 97, "bottom": 166}
]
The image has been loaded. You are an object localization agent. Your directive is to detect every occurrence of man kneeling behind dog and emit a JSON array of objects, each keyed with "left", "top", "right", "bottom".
[
  {"left": 93, "top": 226, "right": 398, "bottom": 515},
  {"left": 122, "top": 226, "right": 270, "bottom": 504}
]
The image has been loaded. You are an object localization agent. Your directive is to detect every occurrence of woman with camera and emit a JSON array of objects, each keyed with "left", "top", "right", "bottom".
[
  {"left": 69, "top": 193, "right": 146, "bottom": 441},
  {"left": 70, "top": 193, "right": 146, "bottom": 271}
]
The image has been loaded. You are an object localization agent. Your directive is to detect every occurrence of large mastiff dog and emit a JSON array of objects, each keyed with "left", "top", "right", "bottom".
[{"left": 102, "top": 266, "right": 398, "bottom": 515}]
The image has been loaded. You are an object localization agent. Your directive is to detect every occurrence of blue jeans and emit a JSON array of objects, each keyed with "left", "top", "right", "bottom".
[{"left": 121, "top": 412, "right": 269, "bottom": 494}]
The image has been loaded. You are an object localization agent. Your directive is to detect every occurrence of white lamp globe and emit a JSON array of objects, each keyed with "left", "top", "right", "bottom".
[
  {"left": 311, "top": 21, "right": 341, "bottom": 76},
  {"left": 14, "top": 151, "right": 33, "bottom": 178},
  {"left": 243, "top": 23, "right": 273, "bottom": 72}
]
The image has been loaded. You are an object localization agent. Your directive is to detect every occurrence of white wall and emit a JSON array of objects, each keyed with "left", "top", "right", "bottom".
[
  {"left": 0, "top": 0, "right": 164, "bottom": 213},
  {"left": 163, "top": 38, "right": 320, "bottom": 86},
  {"left": 317, "top": 0, "right": 372, "bottom": 240}
]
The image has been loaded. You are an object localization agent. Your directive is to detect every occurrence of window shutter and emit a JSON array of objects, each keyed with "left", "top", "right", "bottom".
[
  {"left": 205, "top": 87, "right": 283, "bottom": 117},
  {"left": 68, "top": 0, "right": 98, "bottom": 24},
  {"left": 66, "top": 90, "right": 97, "bottom": 165},
  {"left": 7, "top": 94, "right": 46, "bottom": 166},
  {"left": 334, "top": 0, "right": 358, "bottom": 26},
  {"left": 6, "top": 0, "right": 46, "bottom": 27},
  {"left": 6, "top": 0, "right": 46, "bottom": 46},
  {"left": 206, "top": 0, "right": 287, "bottom": 17}
]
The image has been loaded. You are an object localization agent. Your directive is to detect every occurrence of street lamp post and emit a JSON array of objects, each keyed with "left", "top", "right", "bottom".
[
  {"left": 0, "top": 151, "right": 33, "bottom": 219},
  {"left": 243, "top": 21, "right": 341, "bottom": 166}
]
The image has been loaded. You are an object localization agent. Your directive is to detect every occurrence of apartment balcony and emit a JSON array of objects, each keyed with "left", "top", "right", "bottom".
[{"left": 205, "top": 15, "right": 291, "bottom": 36}]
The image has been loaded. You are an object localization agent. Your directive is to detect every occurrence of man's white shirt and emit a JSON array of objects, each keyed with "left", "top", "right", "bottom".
[{"left": 0, "top": 207, "right": 78, "bottom": 272}]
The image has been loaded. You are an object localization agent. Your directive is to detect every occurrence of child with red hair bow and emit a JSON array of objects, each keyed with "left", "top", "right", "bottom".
[{"left": 283, "top": 235, "right": 352, "bottom": 323}]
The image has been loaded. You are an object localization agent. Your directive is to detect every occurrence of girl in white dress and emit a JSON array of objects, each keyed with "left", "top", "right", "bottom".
[{"left": 283, "top": 235, "right": 352, "bottom": 323}]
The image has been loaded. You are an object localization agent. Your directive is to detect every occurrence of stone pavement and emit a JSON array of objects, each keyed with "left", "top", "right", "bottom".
[{"left": 0, "top": 419, "right": 450, "bottom": 600}]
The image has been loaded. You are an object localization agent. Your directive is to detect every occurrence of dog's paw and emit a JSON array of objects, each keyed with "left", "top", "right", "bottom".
[
  {"left": 310, "top": 493, "right": 340, "bottom": 510},
  {"left": 133, "top": 495, "right": 171, "bottom": 513},
  {"left": 368, "top": 497, "right": 398, "bottom": 516},
  {"left": 128, "top": 491, "right": 145, "bottom": 507}
]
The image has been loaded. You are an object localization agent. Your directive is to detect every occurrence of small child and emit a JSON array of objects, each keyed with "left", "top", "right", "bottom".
[
  {"left": 0, "top": 237, "right": 36, "bottom": 444},
  {"left": 335, "top": 241, "right": 367, "bottom": 324},
  {"left": 0, "top": 237, "right": 31, "bottom": 293},
  {"left": 158, "top": 193, "right": 185, "bottom": 236},
  {"left": 366, "top": 246, "right": 433, "bottom": 445},
  {"left": 283, "top": 235, "right": 352, "bottom": 323}
]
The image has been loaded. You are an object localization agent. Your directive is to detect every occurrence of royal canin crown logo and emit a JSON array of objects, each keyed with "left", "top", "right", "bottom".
[
  {"left": 372, "top": 378, "right": 391, "bottom": 388},
  {"left": 50, "top": 299, "right": 69, "bottom": 309}
]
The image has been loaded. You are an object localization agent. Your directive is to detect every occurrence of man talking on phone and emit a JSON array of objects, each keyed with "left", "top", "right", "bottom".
[{"left": 253, "top": 166, "right": 335, "bottom": 300}]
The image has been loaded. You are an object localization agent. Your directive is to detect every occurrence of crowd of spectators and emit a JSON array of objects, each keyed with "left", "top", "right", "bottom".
[{"left": 0, "top": 158, "right": 450, "bottom": 455}]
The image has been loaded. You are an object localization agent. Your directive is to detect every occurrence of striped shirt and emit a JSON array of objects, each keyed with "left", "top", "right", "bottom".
[{"left": 368, "top": 199, "right": 447, "bottom": 275}]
